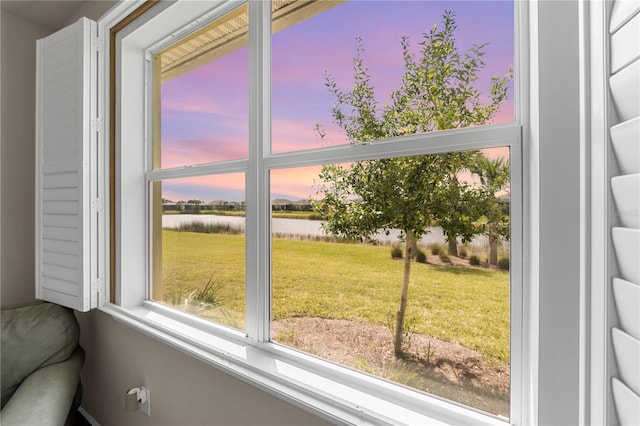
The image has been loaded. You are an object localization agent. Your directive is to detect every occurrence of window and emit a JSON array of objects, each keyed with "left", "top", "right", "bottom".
[{"left": 112, "top": 0, "right": 521, "bottom": 424}]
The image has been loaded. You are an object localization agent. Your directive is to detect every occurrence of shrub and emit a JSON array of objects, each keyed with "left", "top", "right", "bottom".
[
  {"left": 416, "top": 250, "right": 427, "bottom": 263},
  {"left": 429, "top": 243, "right": 441, "bottom": 255},
  {"left": 438, "top": 251, "right": 450, "bottom": 263},
  {"left": 469, "top": 255, "right": 481, "bottom": 266},
  {"left": 458, "top": 246, "right": 468, "bottom": 258},
  {"left": 391, "top": 246, "right": 403, "bottom": 259},
  {"left": 498, "top": 257, "right": 510, "bottom": 271}
]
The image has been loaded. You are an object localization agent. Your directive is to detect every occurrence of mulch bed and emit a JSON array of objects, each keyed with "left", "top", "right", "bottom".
[{"left": 272, "top": 317, "right": 510, "bottom": 417}]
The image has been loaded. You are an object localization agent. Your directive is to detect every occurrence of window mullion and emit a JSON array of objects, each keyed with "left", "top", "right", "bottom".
[
  {"left": 246, "top": 0, "right": 271, "bottom": 343},
  {"left": 264, "top": 123, "right": 521, "bottom": 171}
]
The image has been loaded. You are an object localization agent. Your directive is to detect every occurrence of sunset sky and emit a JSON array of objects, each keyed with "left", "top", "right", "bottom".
[{"left": 160, "top": 0, "right": 514, "bottom": 203}]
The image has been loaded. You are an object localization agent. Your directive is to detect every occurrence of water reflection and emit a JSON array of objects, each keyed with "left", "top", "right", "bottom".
[{"left": 162, "top": 214, "right": 490, "bottom": 246}]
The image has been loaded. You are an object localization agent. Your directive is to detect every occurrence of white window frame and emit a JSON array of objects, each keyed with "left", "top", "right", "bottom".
[{"left": 97, "top": 0, "right": 550, "bottom": 424}]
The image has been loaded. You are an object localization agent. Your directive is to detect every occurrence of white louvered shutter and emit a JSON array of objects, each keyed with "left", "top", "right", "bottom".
[
  {"left": 608, "top": 1, "right": 640, "bottom": 425},
  {"left": 35, "top": 17, "right": 105, "bottom": 312}
]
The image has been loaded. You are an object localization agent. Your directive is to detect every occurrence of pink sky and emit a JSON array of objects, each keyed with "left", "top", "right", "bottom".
[{"left": 160, "top": 0, "right": 514, "bottom": 202}]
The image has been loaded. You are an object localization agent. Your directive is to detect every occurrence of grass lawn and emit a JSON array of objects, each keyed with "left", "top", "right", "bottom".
[{"left": 160, "top": 230, "right": 510, "bottom": 363}]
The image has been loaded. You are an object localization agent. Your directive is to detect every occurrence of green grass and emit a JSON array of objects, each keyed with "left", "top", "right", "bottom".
[
  {"left": 271, "top": 211, "right": 322, "bottom": 220},
  {"left": 160, "top": 230, "right": 510, "bottom": 362},
  {"left": 160, "top": 231, "right": 246, "bottom": 328}
]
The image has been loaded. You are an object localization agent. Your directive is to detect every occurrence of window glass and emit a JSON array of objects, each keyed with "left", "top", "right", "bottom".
[
  {"left": 151, "top": 174, "right": 246, "bottom": 331},
  {"left": 271, "top": 147, "right": 511, "bottom": 417},
  {"left": 272, "top": 1, "right": 514, "bottom": 153},
  {"left": 155, "top": 4, "right": 249, "bottom": 169}
]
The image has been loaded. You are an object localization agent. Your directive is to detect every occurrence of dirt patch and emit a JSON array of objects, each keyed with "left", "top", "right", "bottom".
[{"left": 272, "top": 317, "right": 510, "bottom": 418}]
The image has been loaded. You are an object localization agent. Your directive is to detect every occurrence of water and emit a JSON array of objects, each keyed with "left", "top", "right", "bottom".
[{"left": 162, "top": 214, "right": 490, "bottom": 246}]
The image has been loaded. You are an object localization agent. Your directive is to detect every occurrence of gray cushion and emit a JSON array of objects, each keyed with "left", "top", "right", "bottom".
[
  {"left": 1, "top": 302, "right": 80, "bottom": 408},
  {"left": 0, "top": 347, "right": 84, "bottom": 425}
]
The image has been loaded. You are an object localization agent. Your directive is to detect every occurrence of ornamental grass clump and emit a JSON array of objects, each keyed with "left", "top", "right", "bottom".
[
  {"left": 498, "top": 257, "right": 510, "bottom": 271},
  {"left": 174, "top": 221, "right": 243, "bottom": 235},
  {"left": 469, "top": 254, "right": 481, "bottom": 266}
]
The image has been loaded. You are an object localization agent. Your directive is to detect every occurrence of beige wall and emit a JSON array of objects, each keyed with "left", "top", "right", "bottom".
[
  {"left": 0, "top": 4, "right": 328, "bottom": 425},
  {"left": 0, "top": 10, "right": 49, "bottom": 307},
  {"left": 76, "top": 311, "right": 331, "bottom": 426}
]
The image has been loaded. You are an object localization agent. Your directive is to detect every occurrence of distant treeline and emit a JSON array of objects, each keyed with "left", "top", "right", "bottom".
[{"left": 162, "top": 202, "right": 314, "bottom": 213}]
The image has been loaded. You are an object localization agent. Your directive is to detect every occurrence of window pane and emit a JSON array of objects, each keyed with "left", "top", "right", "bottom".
[
  {"left": 270, "top": 148, "right": 511, "bottom": 417},
  {"left": 151, "top": 174, "right": 246, "bottom": 331},
  {"left": 272, "top": 1, "right": 514, "bottom": 154},
  {"left": 154, "top": 4, "right": 249, "bottom": 169}
]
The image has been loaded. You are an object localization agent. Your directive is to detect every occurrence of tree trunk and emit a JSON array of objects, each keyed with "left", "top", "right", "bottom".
[
  {"left": 488, "top": 223, "right": 498, "bottom": 266},
  {"left": 409, "top": 238, "right": 418, "bottom": 259},
  {"left": 489, "top": 239, "right": 498, "bottom": 266},
  {"left": 394, "top": 231, "right": 413, "bottom": 357},
  {"left": 448, "top": 238, "right": 458, "bottom": 256}
]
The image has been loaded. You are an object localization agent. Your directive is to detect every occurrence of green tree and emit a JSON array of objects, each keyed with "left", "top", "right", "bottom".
[
  {"left": 188, "top": 199, "right": 203, "bottom": 213},
  {"left": 313, "top": 11, "right": 510, "bottom": 357},
  {"left": 474, "top": 156, "right": 510, "bottom": 266},
  {"left": 433, "top": 151, "right": 487, "bottom": 256}
]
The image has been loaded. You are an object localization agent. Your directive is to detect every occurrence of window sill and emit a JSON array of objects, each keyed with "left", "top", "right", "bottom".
[{"left": 99, "top": 303, "right": 510, "bottom": 426}]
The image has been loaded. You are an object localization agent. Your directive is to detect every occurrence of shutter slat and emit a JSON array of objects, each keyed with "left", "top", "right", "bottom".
[
  {"left": 42, "top": 263, "right": 80, "bottom": 283},
  {"left": 43, "top": 188, "right": 79, "bottom": 201},
  {"left": 610, "top": 0, "right": 640, "bottom": 34},
  {"left": 610, "top": 59, "right": 640, "bottom": 122},
  {"left": 610, "top": 116, "right": 640, "bottom": 175},
  {"left": 42, "top": 160, "right": 79, "bottom": 175},
  {"left": 611, "top": 13, "right": 640, "bottom": 73},
  {"left": 40, "top": 278, "right": 79, "bottom": 297},
  {"left": 42, "top": 239, "right": 79, "bottom": 255},
  {"left": 42, "top": 213, "right": 80, "bottom": 229},
  {"left": 42, "top": 145, "right": 78, "bottom": 162},
  {"left": 43, "top": 250, "right": 81, "bottom": 270},
  {"left": 42, "top": 200, "right": 80, "bottom": 215},
  {"left": 42, "top": 225, "right": 80, "bottom": 241},
  {"left": 42, "top": 173, "right": 79, "bottom": 189}
]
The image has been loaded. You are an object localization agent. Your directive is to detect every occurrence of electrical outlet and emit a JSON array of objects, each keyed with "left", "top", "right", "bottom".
[
  {"left": 126, "top": 387, "right": 150, "bottom": 416},
  {"left": 139, "top": 387, "right": 150, "bottom": 416}
]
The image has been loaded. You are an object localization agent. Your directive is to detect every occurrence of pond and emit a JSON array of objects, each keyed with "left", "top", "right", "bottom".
[{"left": 162, "top": 214, "right": 490, "bottom": 246}]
